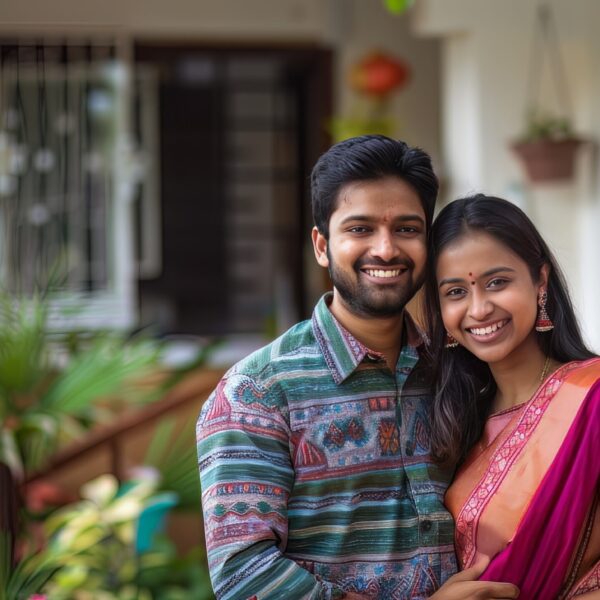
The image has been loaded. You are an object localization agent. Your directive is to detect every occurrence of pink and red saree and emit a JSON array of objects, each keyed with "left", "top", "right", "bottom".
[{"left": 446, "top": 358, "right": 600, "bottom": 599}]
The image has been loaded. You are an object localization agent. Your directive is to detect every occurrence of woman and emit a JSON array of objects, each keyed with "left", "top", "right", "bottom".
[{"left": 423, "top": 194, "right": 600, "bottom": 599}]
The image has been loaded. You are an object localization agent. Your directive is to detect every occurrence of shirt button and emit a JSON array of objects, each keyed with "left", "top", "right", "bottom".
[
  {"left": 420, "top": 519, "right": 432, "bottom": 532},
  {"left": 405, "top": 446, "right": 414, "bottom": 456}
]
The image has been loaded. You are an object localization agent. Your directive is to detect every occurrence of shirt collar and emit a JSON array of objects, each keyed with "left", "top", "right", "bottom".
[{"left": 311, "top": 293, "right": 426, "bottom": 385}]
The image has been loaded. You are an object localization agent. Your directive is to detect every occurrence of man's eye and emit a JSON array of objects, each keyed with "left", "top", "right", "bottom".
[
  {"left": 348, "top": 226, "right": 370, "bottom": 233},
  {"left": 397, "top": 226, "right": 418, "bottom": 234}
]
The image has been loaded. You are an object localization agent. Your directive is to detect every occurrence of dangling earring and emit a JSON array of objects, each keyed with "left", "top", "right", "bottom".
[
  {"left": 535, "top": 289, "right": 554, "bottom": 332},
  {"left": 445, "top": 331, "right": 459, "bottom": 348}
]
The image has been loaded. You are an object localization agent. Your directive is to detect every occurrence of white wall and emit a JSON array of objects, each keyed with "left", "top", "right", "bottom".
[
  {"left": 0, "top": 0, "right": 329, "bottom": 40},
  {"left": 415, "top": 0, "right": 600, "bottom": 351}
]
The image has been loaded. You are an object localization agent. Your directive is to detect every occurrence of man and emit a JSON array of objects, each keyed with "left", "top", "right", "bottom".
[{"left": 197, "top": 135, "right": 518, "bottom": 599}]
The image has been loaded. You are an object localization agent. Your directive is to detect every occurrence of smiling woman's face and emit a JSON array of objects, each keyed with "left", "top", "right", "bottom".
[{"left": 436, "top": 230, "right": 548, "bottom": 366}]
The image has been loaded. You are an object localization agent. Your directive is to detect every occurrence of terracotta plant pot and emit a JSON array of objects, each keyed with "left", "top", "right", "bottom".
[{"left": 511, "top": 138, "right": 584, "bottom": 182}]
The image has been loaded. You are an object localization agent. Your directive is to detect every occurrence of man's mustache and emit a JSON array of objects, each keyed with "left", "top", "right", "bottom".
[{"left": 354, "top": 257, "right": 414, "bottom": 270}]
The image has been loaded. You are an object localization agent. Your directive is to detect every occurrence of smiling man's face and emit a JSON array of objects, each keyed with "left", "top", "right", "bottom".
[{"left": 312, "top": 176, "right": 427, "bottom": 318}]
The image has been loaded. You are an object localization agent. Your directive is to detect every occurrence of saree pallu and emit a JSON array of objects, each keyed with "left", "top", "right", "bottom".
[{"left": 445, "top": 358, "right": 600, "bottom": 599}]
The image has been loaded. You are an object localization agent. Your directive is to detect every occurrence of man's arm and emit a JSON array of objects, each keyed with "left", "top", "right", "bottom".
[
  {"left": 429, "top": 560, "right": 519, "bottom": 600},
  {"left": 341, "top": 561, "right": 519, "bottom": 600},
  {"left": 197, "top": 373, "right": 344, "bottom": 600}
]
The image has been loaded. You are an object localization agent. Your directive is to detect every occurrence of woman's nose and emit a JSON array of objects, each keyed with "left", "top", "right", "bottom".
[{"left": 468, "top": 291, "right": 494, "bottom": 320}]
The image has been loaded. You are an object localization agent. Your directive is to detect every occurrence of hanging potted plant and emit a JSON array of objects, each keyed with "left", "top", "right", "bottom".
[
  {"left": 511, "top": 110, "right": 584, "bottom": 182},
  {"left": 510, "top": 4, "right": 588, "bottom": 183}
]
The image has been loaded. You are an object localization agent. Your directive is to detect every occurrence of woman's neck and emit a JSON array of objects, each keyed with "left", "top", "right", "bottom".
[{"left": 490, "top": 339, "right": 557, "bottom": 413}]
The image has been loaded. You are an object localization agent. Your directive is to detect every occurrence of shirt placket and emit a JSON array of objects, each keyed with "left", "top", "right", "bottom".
[{"left": 395, "top": 347, "right": 433, "bottom": 547}]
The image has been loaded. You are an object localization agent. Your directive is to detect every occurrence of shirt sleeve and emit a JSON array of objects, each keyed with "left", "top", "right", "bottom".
[{"left": 197, "top": 372, "right": 345, "bottom": 600}]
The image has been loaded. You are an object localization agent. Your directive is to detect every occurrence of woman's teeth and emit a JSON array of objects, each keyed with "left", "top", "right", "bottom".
[
  {"left": 364, "top": 269, "right": 402, "bottom": 278},
  {"left": 469, "top": 320, "right": 507, "bottom": 336}
]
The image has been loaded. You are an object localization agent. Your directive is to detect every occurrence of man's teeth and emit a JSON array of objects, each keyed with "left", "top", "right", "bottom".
[
  {"left": 469, "top": 320, "right": 507, "bottom": 336},
  {"left": 365, "top": 269, "right": 402, "bottom": 278}
]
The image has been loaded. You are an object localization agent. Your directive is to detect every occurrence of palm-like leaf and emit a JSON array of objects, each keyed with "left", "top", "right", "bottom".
[
  {"left": 0, "top": 294, "right": 47, "bottom": 407},
  {"left": 16, "top": 412, "right": 59, "bottom": 473},
  {"left": 143, "top": 420, "right": 201, "bottom": 510},
  {"left": 0, "top": 287, "right": 161, "bottom": 479},
  {"left": 42, "top": 336, "right": 158, "bottom": 413},
  {"left": 0, "top": 429, "right": 23, "bottom": 479},
  {"left": 0, "top": 532, "right": 61, "bottom": 600}
]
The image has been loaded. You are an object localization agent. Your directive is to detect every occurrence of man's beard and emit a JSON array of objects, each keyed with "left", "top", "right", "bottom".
[{"left": 327, "top": 250, "right": 423, "bottom": 318}]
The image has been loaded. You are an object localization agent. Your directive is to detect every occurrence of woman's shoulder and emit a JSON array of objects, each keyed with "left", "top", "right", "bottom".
[{"left": 560, "top": 357, "right": 600, "bottom": 389}]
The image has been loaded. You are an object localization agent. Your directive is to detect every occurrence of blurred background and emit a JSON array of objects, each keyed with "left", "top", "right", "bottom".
[{"left": 1, "top": 0, "right": 599, "bottom": 597}]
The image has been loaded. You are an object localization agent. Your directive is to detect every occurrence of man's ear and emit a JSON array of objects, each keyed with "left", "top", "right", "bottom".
[{"left": 312, "top": 227, "right": 330, "bottom": 268}]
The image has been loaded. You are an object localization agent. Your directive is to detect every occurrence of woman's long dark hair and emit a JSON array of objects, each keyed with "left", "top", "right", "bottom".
[{"left": 424, "top": 194, "right": 596, "bottom": 465}]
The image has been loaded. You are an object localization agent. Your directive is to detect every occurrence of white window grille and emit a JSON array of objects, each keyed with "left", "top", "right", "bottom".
[{"left": 0, "top": 36, "right": 158, "bottom": 330}]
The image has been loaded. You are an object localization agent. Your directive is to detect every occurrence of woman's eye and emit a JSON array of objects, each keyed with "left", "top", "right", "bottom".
[
  {"left": 445, "top": 288, "right": 466, "bottom": 297},
  {"left": 488, "top": 278, "right": 508, "bottom": 288}
]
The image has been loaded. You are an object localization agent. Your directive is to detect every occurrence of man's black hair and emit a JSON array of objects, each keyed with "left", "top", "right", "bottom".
[{"left": 310, "top": 134, "right": 438, "bottom": 238}]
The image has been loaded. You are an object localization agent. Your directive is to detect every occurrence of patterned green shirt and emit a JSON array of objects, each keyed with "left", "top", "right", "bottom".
[{"left": 197, "top": 294, "right": 457, "bottom": 599}]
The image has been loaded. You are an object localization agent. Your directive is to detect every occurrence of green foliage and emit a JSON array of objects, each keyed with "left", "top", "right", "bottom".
[
  {"left": 41, "top": 474, "right": 166, "bottom": 598},
  {"left": 41, "top": 336, "right": 158, "bottom": 413},
  {"left": 147, "top": 546, "right": 214, "bottom": 600},
  {"left": 0, "top": 531, "right": 62, "bottom": 600},
  {"left": 4, "top": 474, "right": 214, "bottom": 599},
  {"left": 0, "top": 291, "right": 159, "bottom": 477},
  {"left": 143, "top": 419, "right": 202, "bottom": 511},
  {"left": 0, "top": 294, "right": 47, "bottom": 400},
  {"left": 519, "top": 109, "right": 574, "bottom": 142},
  {"left": 383, "top": 0, "right": 415, "bottom": 15},
  {"left": 329, "top": 115, "right": 397, "bottom": 143},
  {"left": 0, "top": 289, "right": 215, "bottom": 598}
]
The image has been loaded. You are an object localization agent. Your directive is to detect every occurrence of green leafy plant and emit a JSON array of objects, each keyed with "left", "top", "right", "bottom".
[
  {"left": 511, "top": 109, "right": 585, "bottom": 182},
  {"left": 41, "top": 473, "right": 173, "bottom": 599},
  {"left": 0, "top": 288, "right": 216, "bottom": 599},
  {"left": 0, "top": 530, "right": 61, "bottom": 600},
  {"left": 143, "top": 419, "right": 202, "bottom": 511},
  {"left": 3, "top": 473, "right": 214, "bottom": 600},
  {"left": 0, "top": 292, "right": 159, "bottom": 479},
  {"left": 518, "top": 109, "right": 574, "bottom": 143},
  {"left": 383, "top": 0, "right": 415, "bottom": 14}
]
